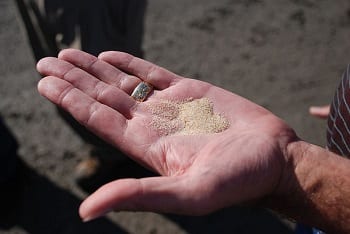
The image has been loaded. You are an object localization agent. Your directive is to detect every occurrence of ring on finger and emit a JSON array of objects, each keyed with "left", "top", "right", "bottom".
[{"left": 130, "top": 82, "right": 153, "bottom": 102}]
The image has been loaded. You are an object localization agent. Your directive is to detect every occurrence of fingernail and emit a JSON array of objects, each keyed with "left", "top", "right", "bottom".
[
  {"left": 81, "top": 209, "right": 113, "bottom": 222},
  {"left": 82, "top": 216, "right": 94, "bottom": 223}
]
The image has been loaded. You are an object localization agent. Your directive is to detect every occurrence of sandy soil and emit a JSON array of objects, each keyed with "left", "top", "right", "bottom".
[{"left": 1, "top": 0, "right": 350, "bottom": 233}]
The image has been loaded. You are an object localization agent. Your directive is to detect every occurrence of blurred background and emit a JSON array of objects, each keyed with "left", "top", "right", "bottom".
[{"left": 1, "top": 0, "right": 350, "bottom": 233}]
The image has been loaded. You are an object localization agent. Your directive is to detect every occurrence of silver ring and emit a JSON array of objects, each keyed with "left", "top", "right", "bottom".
[{"left": 131, "top": 82, "right": 153, "bottom": 102}]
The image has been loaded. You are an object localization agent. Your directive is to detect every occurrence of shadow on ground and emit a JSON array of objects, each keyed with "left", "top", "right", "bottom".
[
  {"left": 0, "top": 157, "right": 128, "bottom": 234},
  {"left": 0, "top": 155, "right": 293, "bottom": 234}
]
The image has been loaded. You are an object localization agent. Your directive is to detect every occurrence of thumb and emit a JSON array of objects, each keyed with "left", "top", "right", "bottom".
[{"left": 79, "top": 176, "right": 196, "bottom": 221}]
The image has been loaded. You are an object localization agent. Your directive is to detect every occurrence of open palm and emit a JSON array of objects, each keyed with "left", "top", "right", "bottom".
[{"left": 37, "top": 49, "right": 296, "bottom": 221}]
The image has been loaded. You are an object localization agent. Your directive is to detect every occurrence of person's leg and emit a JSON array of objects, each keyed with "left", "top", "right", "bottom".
[
  {"left": 0, "top": 116, "right": 18, "bottom": 186},
  {"left": 0, "top": 115, "right": 19, "bottom": 218},
  {"left": 78, "top": 0, "right": 147, "bottom": 57}
]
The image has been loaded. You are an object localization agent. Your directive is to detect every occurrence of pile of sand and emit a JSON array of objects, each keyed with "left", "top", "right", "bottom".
[{"left": 147, "top": 98, "right": 230, "bottom": 136}]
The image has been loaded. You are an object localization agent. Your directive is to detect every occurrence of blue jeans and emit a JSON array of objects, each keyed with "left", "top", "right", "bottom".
[{"left": 295, "top": 224, "right": 325, "bottom": 234}]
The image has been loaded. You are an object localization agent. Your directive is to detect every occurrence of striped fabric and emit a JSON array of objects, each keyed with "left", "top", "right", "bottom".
[{"left": 327, "top": 64, "right": 350, "bottom": 158}]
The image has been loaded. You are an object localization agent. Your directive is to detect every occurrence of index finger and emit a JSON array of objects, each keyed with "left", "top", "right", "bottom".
[{"left": 98, "top": 51, "right": 181, "bottom": 90}]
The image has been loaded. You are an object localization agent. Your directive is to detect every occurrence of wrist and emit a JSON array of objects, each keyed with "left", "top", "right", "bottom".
[
  {"left": 263, "top": 139, "right": 350, "bottom": 233},
  {"left": 276, "top": 139, "right": 309, "bottom": 198},
  {"left": 261, "top": 140, "right": 317, "bottom": 223}
]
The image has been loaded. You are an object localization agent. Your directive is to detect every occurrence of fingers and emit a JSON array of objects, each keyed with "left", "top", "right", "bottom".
[
  {"left": 38, "top": 49, "right": 181, "bottom": 98},
  {"left": 37, "top": 57, "right": 136, "bottom": 117},
  {"left": 98, "top": 51, "right": 181, "bottom": 90},
  {"left": 58, "top": 49, "right": 141, "bottom": 94},
  {"left": 37, "top": 77, "right": 130, "bottom": 147},
  {"left": 79, "top": 176, "right": 203, "bottom": 222},
  {"left": 309, "top": 105, "right": 330, "bottom": 119}
]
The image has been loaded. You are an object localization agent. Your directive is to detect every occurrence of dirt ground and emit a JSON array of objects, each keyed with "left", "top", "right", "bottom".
[{"left": 1, "top": 0, "right": 350, "bottom": 233}]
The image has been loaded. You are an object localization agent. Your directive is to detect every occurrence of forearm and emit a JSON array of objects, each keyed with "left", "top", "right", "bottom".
[{"left": 267, "top": 140, "right": 350, "bottom": 233}]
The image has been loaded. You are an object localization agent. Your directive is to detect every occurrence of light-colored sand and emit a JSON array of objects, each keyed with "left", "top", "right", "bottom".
[{"left": 147, "top": 98, "right": 229, "bottom": 135}]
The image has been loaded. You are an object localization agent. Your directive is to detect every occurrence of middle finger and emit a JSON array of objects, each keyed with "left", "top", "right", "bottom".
[{"left": 58, "top": 49, "right": 141, "bottom": 94}]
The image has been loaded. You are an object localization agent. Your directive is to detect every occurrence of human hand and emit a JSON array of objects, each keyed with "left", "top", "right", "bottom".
[
  {"left": 309, "top": 105, "right": 330, "bottom": 119},
  {"left": 37, "top": 49, "right": 297, "bottom": 221}
]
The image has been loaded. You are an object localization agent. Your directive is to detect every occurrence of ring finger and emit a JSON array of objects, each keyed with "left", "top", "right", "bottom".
[{"left": 58, "top": 49, "right": 142, "bottom": 94}]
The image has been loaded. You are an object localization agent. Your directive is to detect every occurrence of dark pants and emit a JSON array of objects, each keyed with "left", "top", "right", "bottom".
[
  {"left": 0, "top": 116, "right": 18, "bottom": 185},
  {"left": 43, "top": 0, "right": 147, "bottom": 56}
]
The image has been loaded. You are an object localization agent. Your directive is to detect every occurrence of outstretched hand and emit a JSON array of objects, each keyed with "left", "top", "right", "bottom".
[{"left": 37, "top": 49, "right": 297, "bottom": 221}]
